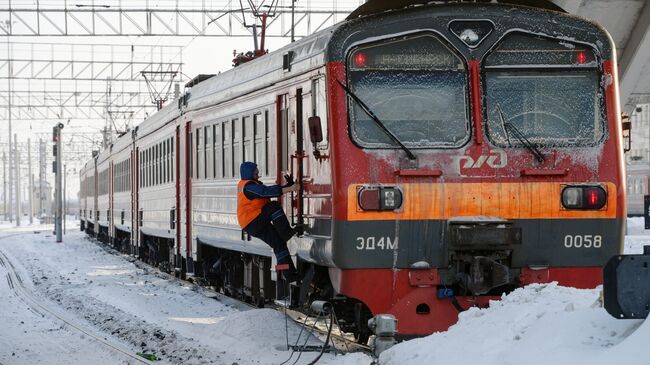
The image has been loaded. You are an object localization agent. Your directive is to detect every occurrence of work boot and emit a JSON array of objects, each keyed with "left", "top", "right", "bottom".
[{"left": 276, "top": 251, "right": 300, "bottom": 283}]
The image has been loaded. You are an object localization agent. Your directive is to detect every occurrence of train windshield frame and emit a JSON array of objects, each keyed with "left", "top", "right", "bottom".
[
  {"left": 483, "top": 32, "right": 606, "bottom": 148},
  {"left": 346, "top": 33, "right": 471, "bottom": 149}
]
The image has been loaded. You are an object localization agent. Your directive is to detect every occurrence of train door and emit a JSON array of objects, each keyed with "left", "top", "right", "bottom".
[
  {"left": 277, "top": 94, "right": 292, "bottom": 222},
  {"left": 131, "top": 148, "right": 137, "bottom": 255},
  {"left": 184, "top": 121, "right": 194, "bottom": 274},
  {"left": 109, "top": 161, "right": 114, "bottom": 243},
  {"left": 175, "top": 126, "right": 182, "bottom": 273},
  {"left": 277, "top": 89, "right": 306, "bottom": 227}
]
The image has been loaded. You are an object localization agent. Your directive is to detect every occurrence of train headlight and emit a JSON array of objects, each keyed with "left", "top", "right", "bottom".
[
  {"left": 561, "top": 185, "right": 607, "bottom": 210},
  {"left": 358, "top": 186, "right": 403, "bottom": 211}
]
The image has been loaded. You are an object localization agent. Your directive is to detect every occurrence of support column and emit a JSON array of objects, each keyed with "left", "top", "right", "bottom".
[
  {"left": 28, "top": 138, "right": 33, "bottom": 224},
  {"left": 14, "top": 134, "right": 20, "bottom": 227}
]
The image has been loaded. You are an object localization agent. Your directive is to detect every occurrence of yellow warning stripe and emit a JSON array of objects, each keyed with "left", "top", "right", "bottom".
[{"left": 347, "top": 182, "right": 617, "bottom": 221}]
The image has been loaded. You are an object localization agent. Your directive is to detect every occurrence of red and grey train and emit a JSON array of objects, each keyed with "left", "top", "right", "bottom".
[{"left": 80, "top": 0, "right": 626, "bottom": 340}]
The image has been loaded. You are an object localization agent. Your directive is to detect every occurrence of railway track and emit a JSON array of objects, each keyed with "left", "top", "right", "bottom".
[
  {"left": 92, "top": 237, "right": 372, "bottom": 355},
  {"left": 0, "top": 232, "right": 155, "bottom": 365}
]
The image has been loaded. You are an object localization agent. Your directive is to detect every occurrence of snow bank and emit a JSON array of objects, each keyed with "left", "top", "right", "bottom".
[{"left": 381, "top": 283, "right": 645, "bottom": 365}]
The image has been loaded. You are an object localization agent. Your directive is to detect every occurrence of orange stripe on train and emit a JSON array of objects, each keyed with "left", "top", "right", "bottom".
[{"left": 346, "top": 182, "right": 617, "bottom": 220}]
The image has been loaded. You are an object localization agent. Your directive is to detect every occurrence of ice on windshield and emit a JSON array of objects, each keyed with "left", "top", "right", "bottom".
[
  {"left": 484, "top": 33, "right": 605, "bottom": 147},
  {"left": 348, "top": 33, "right": 470, "bottom": 149}
]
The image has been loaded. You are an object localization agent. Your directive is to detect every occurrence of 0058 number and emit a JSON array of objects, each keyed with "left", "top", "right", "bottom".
[{"left": 563, "top": 235, "right": 602, "bottom": 248}]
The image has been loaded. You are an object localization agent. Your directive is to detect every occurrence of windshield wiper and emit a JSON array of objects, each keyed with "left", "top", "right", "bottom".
[
  {"left": 496, "top": 104, "right": 545, "bottom": 163},
  {"left": 336, "top": 79, "right": 416, "bottom": 160}
]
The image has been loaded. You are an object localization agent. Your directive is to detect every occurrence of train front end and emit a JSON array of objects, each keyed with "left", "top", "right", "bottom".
[{"left": 324, "top": 4, "right": 625, "bottom": 337}]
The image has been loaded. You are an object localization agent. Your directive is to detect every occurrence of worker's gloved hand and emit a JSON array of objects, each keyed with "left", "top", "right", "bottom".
[{"left": 282, "top": 174, "right": 294, "bottom": 188}]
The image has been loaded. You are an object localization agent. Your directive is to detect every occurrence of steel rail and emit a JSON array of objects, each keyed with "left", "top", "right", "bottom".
[{"left": 0, "top": 232, "right": 154, "bottom": 365}]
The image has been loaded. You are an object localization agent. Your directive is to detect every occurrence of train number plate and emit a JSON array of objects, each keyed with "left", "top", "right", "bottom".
[
  {"left": 355, "top": 236, "right": 398, "bottom": 250},
  {"left": 563, "top": 235, "right": 602, "bottom": 248}
]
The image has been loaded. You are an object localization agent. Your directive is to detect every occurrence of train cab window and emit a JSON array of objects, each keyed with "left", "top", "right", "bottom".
[
  {"left": 347, "top": 33, "right": 469, "bottom": 149},
  {"left": 483, "top": 33, "right": 604, "bottom": 147}
]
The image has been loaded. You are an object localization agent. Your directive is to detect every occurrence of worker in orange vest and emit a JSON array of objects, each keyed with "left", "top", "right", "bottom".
[{"left": 237, "top": 161, "right": 300, "bottom": 282}]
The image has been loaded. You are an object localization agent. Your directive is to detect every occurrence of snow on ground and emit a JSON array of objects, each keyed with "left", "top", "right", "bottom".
[
  {"left": 0, "top": 223, "right": 370, "bottom": 365},
  {"left": 0, "top": 219, "right": 648, "bottom": 365}
]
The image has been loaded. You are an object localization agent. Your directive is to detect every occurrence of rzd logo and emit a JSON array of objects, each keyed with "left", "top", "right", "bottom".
[{"left": 458, "top": 149, "right": 507, "bottom": 169}]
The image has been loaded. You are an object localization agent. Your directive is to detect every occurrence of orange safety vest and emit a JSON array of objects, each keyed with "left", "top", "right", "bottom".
[{"left": 237, "top": 179, "right": 270, "bottom": 229}]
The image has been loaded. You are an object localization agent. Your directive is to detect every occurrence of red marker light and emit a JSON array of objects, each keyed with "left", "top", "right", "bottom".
[
  {"left": 576, "top": 51, "right": 587, "bottom": 64},
  {"left": 587, "top": 189, "right": 598, "bottom": 205},
  {"left": 354, "top": 52, "right": 367, "bottom": 67}
]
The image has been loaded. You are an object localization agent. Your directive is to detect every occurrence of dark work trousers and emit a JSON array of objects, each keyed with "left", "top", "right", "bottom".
[{"left": 244, "top": 201, "right": 294, "bottom": 262}]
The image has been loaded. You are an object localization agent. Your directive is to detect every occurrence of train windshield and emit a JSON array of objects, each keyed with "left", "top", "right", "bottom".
[
  {"left": 484, "top": 33, "right": 605, "bottom": 147},
  {"left": 347, "top": 33, "right": 469, "bottom": 149}
]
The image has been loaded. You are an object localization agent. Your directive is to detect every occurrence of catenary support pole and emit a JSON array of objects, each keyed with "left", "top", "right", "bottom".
[
  {"left": 28, "top": 138, "right": 33, "bottom": 224},
  {"left": 14, "top": 134, "right": 20, "bottom": 227},
  {"left": 63, "top": 163, "right": 66, "bottom": 235},
  {"left": 7, "top": 28, "right": 12, "bottom": 224},
  {"left": 55, "top": 124, "right": 63, "bottom": 242},
  {"left": 2, "top": 152, "right": 6, "bottom": 221}
]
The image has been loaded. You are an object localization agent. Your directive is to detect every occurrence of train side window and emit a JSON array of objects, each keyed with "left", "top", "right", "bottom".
[
  {"left": 155, "top": 144, "right": 160, "bottom": 186},
  {"left": 157, "top": 143, "right": 161, "bottom": 186},
  {"left": 166, "top": 140, "right": 170, "bottom": 183},
  {"left": 144, "top": 149, "right": 148, "bottom": 187},
  {"left": 223, "top": 121, "right": 232, "bottom": 178},
  {"left": 265, "top": 110, "right": 270, "bottom": 175},
  {"left": 196, "top": 127, "right": 203, "bottom": 180},
  {"left": 205, "top": 126, "right": 212, "bottom": 180},
  {"left": 162, "top": 139, "right": 169, "bottom": 183},
  {"left": 254, "top": 113, "right": 265, "bottom": 176},
  {"left": 311, "top": 78, "right": 329, "bottom": 151},
  {"left": 233, "top": 118, "right": 242, "bottom": 177},
  {"left": 150, "top": 147, "right": 153, "bottom": 187},
  {"left": 214, "top": 124, "right": 222, "bottom": 179},
  {"left": 152, "top": 146, "right": 156, "bottom": 186},
  {"left": 243, "top": 115, "right": 253, "bottom": 164},
  {"left": 145, "top": 148, "right": 149, "bottom": 187},
  {"left": 170, "top": 137, "right": 174, "bottom": 182},
  {"left": 138, "top": 151, "right": 142, "bottom": 187},
  {"left": 279, "top": 94, "right": 290, "bottom": 173},
  {"left": 142, "top": 150, "right": 145, "bottom": 187},
  {"left": 160, "top": 142, "right": 164, "bottom": 184},
  {"left": 166, "top": 138, "right": 170, "bottom": 183},
  {"left": 189, "top": 131, "right": 193, "bottom": 180}
]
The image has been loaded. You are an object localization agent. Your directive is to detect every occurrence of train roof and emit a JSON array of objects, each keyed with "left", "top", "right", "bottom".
[{"left": 81, "top": 0, "right": 613, "bottom": 171}]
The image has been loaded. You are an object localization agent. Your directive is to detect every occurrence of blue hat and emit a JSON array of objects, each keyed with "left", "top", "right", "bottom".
[{"left": 240, "top": 161, "right": 258, "bottom": 180}]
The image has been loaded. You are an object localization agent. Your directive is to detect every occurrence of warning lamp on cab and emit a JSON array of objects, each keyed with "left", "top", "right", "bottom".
[
  {"left": 561, "top": 185, "right": 607, "bottom": 210},
  {"left": 352, "top": 52, "right": 368, "bottom": 68},
  {"left": 358, "top": 186, "right": 403, "bottom": 211},
  {"left": 576, "top": 50, "right": 588, "bottom": 64}
]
